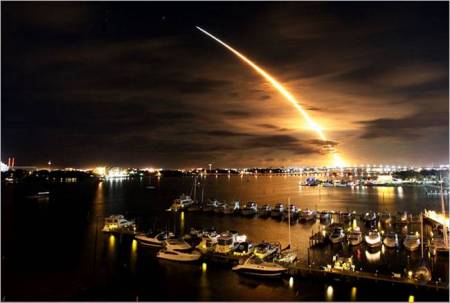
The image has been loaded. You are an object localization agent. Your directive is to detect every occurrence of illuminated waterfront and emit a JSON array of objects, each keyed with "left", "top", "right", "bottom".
[{"left": 2, "top": 175, "right": 448, "bottom": 301}]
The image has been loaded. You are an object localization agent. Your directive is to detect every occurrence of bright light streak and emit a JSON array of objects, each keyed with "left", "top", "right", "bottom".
[{"left": 196, "top": 26, "right": 346, "bottom": 167}]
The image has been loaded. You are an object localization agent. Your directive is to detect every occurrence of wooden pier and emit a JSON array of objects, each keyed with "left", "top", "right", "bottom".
[{"left": 287, "top": 262, "right": 449, "bottom": 291}]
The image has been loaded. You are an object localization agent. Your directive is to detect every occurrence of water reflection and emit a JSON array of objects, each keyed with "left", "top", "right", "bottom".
[
  {"left": 365, "top": 249, "right": 381, "bottom": 263},
  {"left": 130, "top": 239, "right": 138, "bottom": 274},
  {"left": 326, "top": 285, "right": 334, "bottom": 301},
  {"left": 289, "top": 276, "right": 294, "bottom": 289},
  {"left": 350, "top": 286, "right": 357, "bottom": 301},
  {"left": 376, "top": 187, "right": 395, "bottom": 204},
  {"left": 180, "top": 211, "right": 185, "bottom": 236}
]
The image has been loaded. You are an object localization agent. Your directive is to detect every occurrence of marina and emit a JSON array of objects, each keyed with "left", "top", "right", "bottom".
[{"left": 3, "top": 175, "right": 449, "bottom": 301}]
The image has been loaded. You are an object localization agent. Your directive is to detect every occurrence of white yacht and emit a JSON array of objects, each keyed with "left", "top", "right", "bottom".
[
  {"left": 232, "top": 255, "right": 287, "bottom": 277},
  {"left": 241, "top": 202, "right": 258, "bottom": 216},
  {"left": 168, "top": 194, "right": 194, "bottom": 211},
  {"left": 403, "top": 232, "right": 420, "bottom": 251},
  {"left": 102, "top": 215, "right": 135, "bottom": 232},
  {"left": 364, "top": 229, "right": 382, "bottom": 248},
  {"left": 347, "top": 227, "right": 363, "bottom": 246},
  {"left": 271, "top": 203, "right": 284, "bottom": 219},
  {"left": 383, "top": 231, "right": 399, "bottom": 248},
  {"left": 329, "top": 227, "right": 345, "bottom": 244},
  {"left": 157, "top": 239, "right": 201, "bottom": 262},
  {"left": 135, "top": 231, "right": 174, "bottom": 247}
]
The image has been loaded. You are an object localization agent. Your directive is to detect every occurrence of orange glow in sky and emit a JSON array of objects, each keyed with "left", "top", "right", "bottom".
[{"left": 197, "top": 26, "right": 346, "bottom": 167}]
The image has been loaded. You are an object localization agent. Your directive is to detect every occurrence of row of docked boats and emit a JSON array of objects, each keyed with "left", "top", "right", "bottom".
[
  {"left": 133, "top": 225, "right": 293, "bottom": 277},
  {"left": 327, "top": 224, "right": 423, "bottom": 251}
]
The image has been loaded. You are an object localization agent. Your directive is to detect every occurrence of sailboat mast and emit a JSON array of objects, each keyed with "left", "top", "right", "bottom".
[
  {"left": 420, "top": 211, "right": 424, "bottom": 259},
  {"left": 288, "top": 197, "right": 291, "bottom": 247},
  {"left": 440, "top": 179, "right": 449, "bottom": 249},
  {"left": 193, "top": 175, "right": 197, "bottom": 202}
]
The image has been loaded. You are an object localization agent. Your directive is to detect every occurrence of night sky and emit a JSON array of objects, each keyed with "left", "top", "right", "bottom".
[{"left": 2, "top": 2, "right": 449, "bottom": 168}]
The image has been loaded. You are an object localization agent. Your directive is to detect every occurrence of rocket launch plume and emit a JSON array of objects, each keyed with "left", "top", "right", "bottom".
[{"left": 196, "top": 26, "right": 345, "bottom": 167}]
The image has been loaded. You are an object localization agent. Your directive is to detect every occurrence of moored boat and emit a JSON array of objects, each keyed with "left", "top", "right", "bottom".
[
  {"left": 253, "top": 242, "right": 281, "bottom": 260},
  {"left": 232, "top": 255, "right": 288, "bottom": 277},
  {"left": 135, "top": 230, "right": 174, "bottom": 246},
  {"left": 241, "top": 202, "right": 258, "bottom": 217},
  {"left": 283, "top": 204, "right": 299, "bottom": 222},
  {"left": 403, "top": 232, "right": 420, "bottom": 251},
  {"left": 223, "top": 201, "right": 240, "bottom": 214},
  {"left": 329, "top": 226, "right": 346, "bottom": 244},
  {"left": 270, "top": 203, "right": 284, "bottom": 219},
  {"left": 157, "top": 239, "right": 201, "bottom": 262},
  {"left": 364, "top": 229, "right": 382, "bottom": 248},
  {"left": 299, "top": 208, "right": 316, "bottom": 222},
  {"left": 258, "top": 204, "right": 272, "bottom": 218},
  {"left": 347, "top": 227, "right": 363, "bottom": 246},
  {"left": 383, "top": 231, "right": 399, "bottom": 248}
]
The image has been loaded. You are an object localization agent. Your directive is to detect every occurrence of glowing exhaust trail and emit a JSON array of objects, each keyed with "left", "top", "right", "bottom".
[{"left": 196, "top": 26, "right": 345, "bottom": 167}]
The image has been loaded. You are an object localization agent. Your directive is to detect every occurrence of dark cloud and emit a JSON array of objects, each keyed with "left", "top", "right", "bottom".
[
  {"left": 357, "top": 111, "right": 448, "bottom": 139},
  {"left": 205, "top": 130, "right": 253, "bottom": 137},
  {"left": 257, "top": 124, "right": 278, "bottom": 130},
  {"left": 222, "top": 110, "right": 252, "bottom": 118},
  {"left": 2, "top": 2, "right": 448, "bottom": 167}
]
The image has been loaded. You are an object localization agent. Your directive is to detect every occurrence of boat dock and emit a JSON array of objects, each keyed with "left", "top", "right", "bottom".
[{"left": 286, "top": 262, "right": 449, "bottom": 291}]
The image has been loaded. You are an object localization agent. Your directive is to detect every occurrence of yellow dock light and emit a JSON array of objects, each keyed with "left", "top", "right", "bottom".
[
  {"left": 408, "top": 271, "right": 413, "bottom": 279},
  {"left": 289, "top": 276, "right": 294, "bottom": 288}
]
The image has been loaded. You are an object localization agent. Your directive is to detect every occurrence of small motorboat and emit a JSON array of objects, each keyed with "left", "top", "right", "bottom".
[
  {"left": 135, "top": 230, "right": 174, "bottom": 247},
  {"left": 383, "top": 231, "right": 399, "bottom": 248},
  {"left": 414, "top": 260, "right": 432, "bottom": 282},
  {"left": 253, "top": 242, "right": 281, "bottom": 260},
  {"left": 362, "top": 211, "right": 377, "bottom": 226},
  {"left": 241, "top": 202, "right": 258, "bottom": 217},
  {"left": 329, "top": 227, "right": 345, "bottom": 244},
  {"left": 157, "top": 238, "right": 201, "bottom": 262},
  {"left": 299, "top": 208, "right": 316, "bottom": 222},
  {"left": 283, "top": 205, "right": 299, "bottom": 222},
  {"left": 102, "top": 215, "right": 135, "bottom": 232},
  {"left": 223, "top": 201, "right": 240, "bottom": 214},
  {"left": 270, "top": 203, "right": 285, "bottom": 219},
  {"left": 273, "top": 249, "right": 297, "bottom": 264},
  {"left": 347, "top": 227, "right": 363, "bottom": 246},
  {"left": 403, "top": 232, "right": 420, "bottom": 252},
  {"left": 258, "top": 205, "right": 272, "bottom": 218},
  {"left": 364, "top": 229, "right": 382, "bottom": 248},
  {"left": 232, "top": 255, "right": 288, "bottom": 277},
  {"left": 157, "top": 246, "right": 201, "bottom": 262},
  {"left": 168, "top": 194, "right": 195, "bottom": 212}
]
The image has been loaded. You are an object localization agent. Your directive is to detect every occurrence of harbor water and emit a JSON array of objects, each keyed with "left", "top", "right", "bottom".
[{"left": 2, "top": 175, "right": 448, "bottom": 301}]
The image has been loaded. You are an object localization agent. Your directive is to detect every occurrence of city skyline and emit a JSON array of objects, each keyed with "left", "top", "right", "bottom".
[{"left": 2, "top": 3, "right": 449, "bottom": 168}]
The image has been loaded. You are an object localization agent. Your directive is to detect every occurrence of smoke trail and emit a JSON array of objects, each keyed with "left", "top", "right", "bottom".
[{"left": 196, "top": 26, "right": 345, "bottom": 166}]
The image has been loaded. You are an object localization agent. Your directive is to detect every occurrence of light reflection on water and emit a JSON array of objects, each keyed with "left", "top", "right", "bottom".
[{"left": 326, "top": 285, "right": 334, "bottom": 301}]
